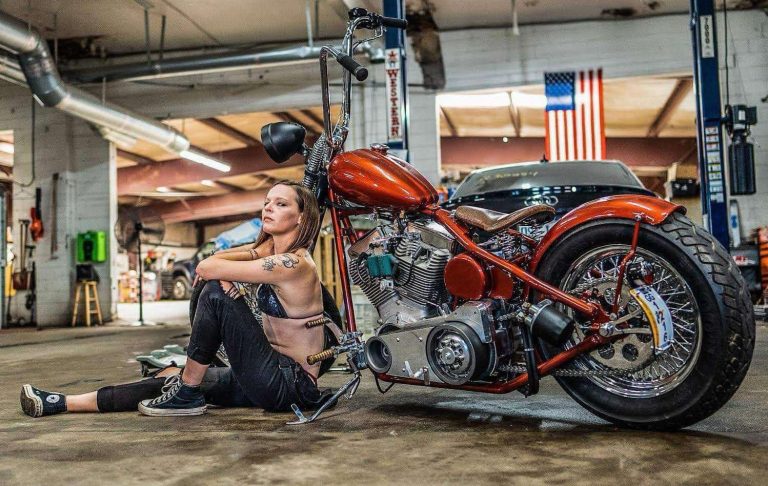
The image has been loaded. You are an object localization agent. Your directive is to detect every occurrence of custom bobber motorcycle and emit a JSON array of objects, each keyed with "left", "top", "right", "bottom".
[{"left": 260, "top": 8, "right": 755, "bottom": 430}]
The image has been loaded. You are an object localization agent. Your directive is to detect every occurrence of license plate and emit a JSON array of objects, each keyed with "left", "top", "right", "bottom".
[{"left": 629, "top": 285, "right": 674, "bottom": 354}]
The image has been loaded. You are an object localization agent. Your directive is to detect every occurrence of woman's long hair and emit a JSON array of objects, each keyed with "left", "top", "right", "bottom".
[{"left": 253, "top": 181, "right": 321, "bottom": 254}]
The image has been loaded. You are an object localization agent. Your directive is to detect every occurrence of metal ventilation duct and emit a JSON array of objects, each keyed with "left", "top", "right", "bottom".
[{"left": 0, "top": 11, "right": 190, "bottom": 153}]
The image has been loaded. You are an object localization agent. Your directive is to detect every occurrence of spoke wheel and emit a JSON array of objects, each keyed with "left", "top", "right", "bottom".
[
  {"left": 535, "top": 214, "right": 754, "bottom": 430},
  {"left": 560, "top": 244, "right": 702, "bottom": 398}
]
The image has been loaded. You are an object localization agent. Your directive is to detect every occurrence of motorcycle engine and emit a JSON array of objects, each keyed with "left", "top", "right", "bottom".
[
  {"left": 351, "top": 219, "right": 520, "bottom": 386},
  {"left": 347, "top": 220, "right": 454, "bottom": 326}
]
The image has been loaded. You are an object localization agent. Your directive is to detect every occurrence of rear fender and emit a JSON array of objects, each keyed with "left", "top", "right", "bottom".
[{"left": 529, "top": 195, "right": 684, "bottom": 273}]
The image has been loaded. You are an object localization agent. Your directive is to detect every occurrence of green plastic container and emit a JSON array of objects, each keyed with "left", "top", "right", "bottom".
[{"left": 77, "top": 231, "right": 107, "bottom": 262}]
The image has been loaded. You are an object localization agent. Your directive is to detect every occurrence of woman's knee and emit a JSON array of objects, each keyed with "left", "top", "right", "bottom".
[{"left": 200, "top": 280, "right": 226, "bottom": 301}]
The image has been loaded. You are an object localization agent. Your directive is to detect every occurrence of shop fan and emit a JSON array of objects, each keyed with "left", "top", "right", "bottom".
[{"left": 115, "top": 207, "right": 165, "bottom": 326}]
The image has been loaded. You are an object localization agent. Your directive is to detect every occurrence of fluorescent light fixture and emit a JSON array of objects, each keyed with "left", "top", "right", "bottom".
[
  {"left": 180, "top": 150, "right": 231, "bottom": 172},
  {"left": 0, "top": 141, "right": 13, "bottom": 154},
  {"left": 438, "top": 92, "right": 511, "bottom": 109},
  {"left": 156, "top": 186, "right": 171, "bottom": 192},
  {"left": 510, "top": 91, "right": 547, "bottom": 109},
  {"left": 200, "top": 179, "right": 216, "bottom": 187}
]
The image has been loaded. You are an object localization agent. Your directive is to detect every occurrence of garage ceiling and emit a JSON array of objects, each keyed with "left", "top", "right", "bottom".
[
  {"left": 0, "top": 1, "right": 743, "bottom": 60},
  {"left": 114, "top": 105, "right": 328, "bottom": 216}
]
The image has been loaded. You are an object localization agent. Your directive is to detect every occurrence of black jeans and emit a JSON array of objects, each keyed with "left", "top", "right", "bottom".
[
  {"left": 97, "top": 280, "right": 322, "bottom": 413},
  {"left": 96, "top": 367, "right": 253, "bottom": 412},
  {"left": 186, "top": 280, "right": 322, "bottom": 412}
]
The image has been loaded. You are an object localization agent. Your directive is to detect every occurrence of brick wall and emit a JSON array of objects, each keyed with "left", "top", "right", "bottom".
[{"left": 0, "top": 85, "right": 117, "bottom": 327}]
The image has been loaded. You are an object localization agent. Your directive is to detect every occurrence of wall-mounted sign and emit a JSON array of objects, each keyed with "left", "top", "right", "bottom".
[{"left": 385, "top": 48, "right": 404, "bottom": 143}]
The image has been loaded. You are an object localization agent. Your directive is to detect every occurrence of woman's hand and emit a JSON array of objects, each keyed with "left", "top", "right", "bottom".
[{"left": 220, "top": 280, "right": 242, "bottom": 300}]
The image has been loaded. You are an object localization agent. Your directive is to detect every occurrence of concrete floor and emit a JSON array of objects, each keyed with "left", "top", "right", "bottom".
[{"left": 1, "top": 322, "right": 766, "bottom": 485}]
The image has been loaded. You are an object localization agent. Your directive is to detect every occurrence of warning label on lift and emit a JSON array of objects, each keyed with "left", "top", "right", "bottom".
[
  {"left": 700, "top": 15, "right": 715, "bottom": 59},
  {"left": 705, "top": 125, "right": 724, "bottom": 203}
]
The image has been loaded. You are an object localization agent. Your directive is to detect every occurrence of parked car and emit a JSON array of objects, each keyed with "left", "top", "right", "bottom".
[
  {"left": 443, "top": 160, "right": 655, "bottom": 227},
  {"left": 160, "top": 240, "right": 216, "bottom": 300}
]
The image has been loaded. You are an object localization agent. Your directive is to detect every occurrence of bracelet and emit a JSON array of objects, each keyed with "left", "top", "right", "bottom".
[
  {"left": 224, "top": 284, "right": 241, "bottom": 299},
  {"left": 249, "top": 248, "right": 259, "bottom": 260}
]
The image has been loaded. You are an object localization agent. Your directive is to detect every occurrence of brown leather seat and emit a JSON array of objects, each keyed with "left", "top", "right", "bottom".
[{"left": 454, "top": 204, "right": 556, "bottom": 232}]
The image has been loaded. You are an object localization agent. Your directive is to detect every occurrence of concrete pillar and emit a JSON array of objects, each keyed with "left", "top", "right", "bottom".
[
  {"left": 407, "top": 90, "right": 441, "bottom": 186},
  {"left": 1, "top": 85, "right": 117, "bottom": 327}
]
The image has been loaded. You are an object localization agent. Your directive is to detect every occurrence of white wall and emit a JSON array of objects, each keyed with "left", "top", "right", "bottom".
[
  {"left": 719, "top": 12, "right": 768, "bottom": 240},
  {"left": 0, "top": 85, "right": 117, "bottom": 327}
]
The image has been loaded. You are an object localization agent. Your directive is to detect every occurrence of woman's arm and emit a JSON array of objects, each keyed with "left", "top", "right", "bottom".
[
  {"left": 200, "top": 239, "right": 274, "bottom": 262},
  {"left": 214, "top": 242, "right": 255, "bottom": 254},
  {"left": 196, "top": 251, "right": 310, "bottom": 286},
  {"left": 214, "top": 237, "right": 274, "bottom": 255}
]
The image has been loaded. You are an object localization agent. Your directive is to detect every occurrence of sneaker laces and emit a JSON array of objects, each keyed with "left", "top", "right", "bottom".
[{"left": 149, "top": 374, "right": 183, "bottom": 406}]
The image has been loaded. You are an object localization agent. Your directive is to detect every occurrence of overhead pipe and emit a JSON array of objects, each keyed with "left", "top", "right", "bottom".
[
  {"left": 0, "top": 11, "right": 190, "bottom": 153},
  {"left": 62, "top": 42, "right": 385, "bottom": 84},
  {"left": 0, "top": 53, "right": 26, "bottom": 86}
]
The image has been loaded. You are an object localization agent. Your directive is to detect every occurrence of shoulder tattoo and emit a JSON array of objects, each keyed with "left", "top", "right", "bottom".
[
  {"left": 262, "top": 257, "right": 276, "bottom": 271},
  {"left": 280, "top": 254, "right": 300, "bottom": 269}
]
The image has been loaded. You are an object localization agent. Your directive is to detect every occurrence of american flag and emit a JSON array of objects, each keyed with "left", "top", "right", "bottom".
[{"left": 544, "top": 69, "right": 606, "bottom": 161}]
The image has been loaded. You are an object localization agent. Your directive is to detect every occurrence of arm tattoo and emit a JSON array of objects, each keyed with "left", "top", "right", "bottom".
[
  {"left": 262, "top": 257, "right": 276, "bottom": 271},
  {"left": 280, "top": 254, "right": 300, "bottom": 269}
]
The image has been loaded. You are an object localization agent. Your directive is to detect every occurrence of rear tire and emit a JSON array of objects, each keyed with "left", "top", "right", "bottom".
[{"left": 535, "top": 213, "right": 754, "bottom": 430}]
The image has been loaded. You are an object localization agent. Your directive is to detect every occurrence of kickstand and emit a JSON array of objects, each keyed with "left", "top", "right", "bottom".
[{"left": 287, "top": 372, "right": 361, "bottom": 425}]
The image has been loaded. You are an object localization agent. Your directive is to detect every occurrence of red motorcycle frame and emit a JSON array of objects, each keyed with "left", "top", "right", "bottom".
[{"left": 324, "top": 149, "right": 683, "bottom": 394}]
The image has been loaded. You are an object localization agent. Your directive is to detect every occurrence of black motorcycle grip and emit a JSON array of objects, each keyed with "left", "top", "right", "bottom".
[
  {"left": 336, "top": 54, "right": 368, "bottom": 81},
  {"left": 380, "top": 16, "right": 408, "bottom": 29}
]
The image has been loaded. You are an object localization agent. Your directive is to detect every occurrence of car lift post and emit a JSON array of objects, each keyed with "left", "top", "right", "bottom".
[
  {"left": 689, "top": 0, "right": 730, "bottom": 248},
  {"left": 383, "top": 0, "right": 410, "bottom": 161}
]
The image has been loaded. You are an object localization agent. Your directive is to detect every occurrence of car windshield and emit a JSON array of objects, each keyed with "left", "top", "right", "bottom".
[{"left": 451, "top": 161, "right": 643, "bottom": 200}]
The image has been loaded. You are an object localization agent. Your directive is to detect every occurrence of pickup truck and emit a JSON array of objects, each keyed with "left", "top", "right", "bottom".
[{"left": 160, "top": 240, "right": 216, "bottom": 300}]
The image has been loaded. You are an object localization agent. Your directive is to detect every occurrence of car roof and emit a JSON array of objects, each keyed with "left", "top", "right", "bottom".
[{"left": 468, "top": 159, "right": 629, "bottom": 174}]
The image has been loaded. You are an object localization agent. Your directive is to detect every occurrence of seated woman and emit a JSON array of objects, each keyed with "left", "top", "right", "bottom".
[{"left": 21, "top": 181, "right": 337, "bottom": 418}]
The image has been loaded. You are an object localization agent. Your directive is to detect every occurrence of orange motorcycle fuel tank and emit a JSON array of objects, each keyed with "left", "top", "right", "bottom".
[{"left": 328, "top": 148, "right": 438, "bottom": 211}]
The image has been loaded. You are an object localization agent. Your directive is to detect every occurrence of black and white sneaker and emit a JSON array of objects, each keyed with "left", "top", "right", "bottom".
[
  {"left": 20, "top": 384, "right": 67, "bottom": 418},
  {"left": 138, "top": 374, "right": 206, "bottom": 417}
]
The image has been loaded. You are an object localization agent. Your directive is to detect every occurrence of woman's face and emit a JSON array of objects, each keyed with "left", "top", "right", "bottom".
[{"left": 262, "top": 184, "right": 302, "bottom": 236}]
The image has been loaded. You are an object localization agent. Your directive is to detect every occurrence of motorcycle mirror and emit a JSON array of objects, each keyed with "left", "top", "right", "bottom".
[{"left": 261, "top": 122, "right": 307, "bottom": 163}]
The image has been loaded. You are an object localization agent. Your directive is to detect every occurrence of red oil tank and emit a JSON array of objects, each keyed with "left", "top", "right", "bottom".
[
  {"left": 444, "top": 254, "right": 488, "bottom": 300},
  {"left": 445, "top": 255, "right": 516, "bottom": 301},
  {"left": 328, "top": 149, "right": 438, "bottom": 211}
]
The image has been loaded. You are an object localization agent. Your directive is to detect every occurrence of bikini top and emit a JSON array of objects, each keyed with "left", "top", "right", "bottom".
[
  {"left": 234, "top": 281, "right": 320, "bottom": 320},
  {"left": 256, "top": 283, "right": 290, "bottom": 318}
]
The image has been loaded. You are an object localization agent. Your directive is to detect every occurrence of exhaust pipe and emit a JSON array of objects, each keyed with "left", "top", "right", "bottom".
[{"left": 0, "top": 11, "right": 189, "bottom": 153}]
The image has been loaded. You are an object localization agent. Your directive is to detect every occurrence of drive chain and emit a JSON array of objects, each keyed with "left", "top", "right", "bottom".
[{"left": 500, "top": 359, "right": 655, "bottom": 377}]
